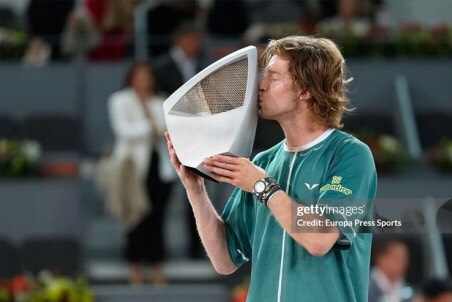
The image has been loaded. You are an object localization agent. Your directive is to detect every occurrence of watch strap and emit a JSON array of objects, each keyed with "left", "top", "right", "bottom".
[
  {"left": 253, "top": 177, "right": 281, "bottom": 207},
  {"left": 261, "top": 185, "right": 281, "bottom": 207}
]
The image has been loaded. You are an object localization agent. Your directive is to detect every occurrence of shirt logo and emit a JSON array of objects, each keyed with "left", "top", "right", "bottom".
[
  {"left": 320, "top": 175, "right": 353, "bottom": 195},
  {"left": 305, "top": 183, "right": 319, "bottom": 190},
  {"left": 332, "top": 176, "right": 342, "bottom": 184}
]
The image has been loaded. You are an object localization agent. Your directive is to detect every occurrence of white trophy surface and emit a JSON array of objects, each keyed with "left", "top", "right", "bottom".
[{"left": 163, "top": 46, "right": 259, "bottom": 181}]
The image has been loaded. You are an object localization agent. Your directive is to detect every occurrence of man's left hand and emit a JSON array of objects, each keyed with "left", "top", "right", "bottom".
[{"left": 203, "top": 155, "right": 267, "bottom": 192}]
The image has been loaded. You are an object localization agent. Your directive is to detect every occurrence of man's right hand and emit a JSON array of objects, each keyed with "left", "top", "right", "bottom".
[{"left": 165, "top": 132, "right": 205, "bottom": 196}]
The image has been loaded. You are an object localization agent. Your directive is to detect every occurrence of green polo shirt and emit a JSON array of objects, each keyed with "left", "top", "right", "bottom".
[{"left": 222, "top": 129, "right": 377, "bottom": 302}]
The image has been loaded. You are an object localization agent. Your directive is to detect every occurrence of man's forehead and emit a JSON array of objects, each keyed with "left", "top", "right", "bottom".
[{"left": 266, "top": 55, "right": 289, "bottom": 73}]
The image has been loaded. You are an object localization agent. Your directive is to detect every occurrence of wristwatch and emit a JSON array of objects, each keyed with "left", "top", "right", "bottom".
[{"left": 253, "top": 177, "right": 281, "bottom": 207}]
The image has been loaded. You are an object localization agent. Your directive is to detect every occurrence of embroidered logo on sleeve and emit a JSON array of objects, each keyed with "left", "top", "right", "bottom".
[
  {"left": 305, "top": 183, "right": 319, "bottom": 190},
  {"left": 319, "top": 176, "right": 353, "bottom": 195}
]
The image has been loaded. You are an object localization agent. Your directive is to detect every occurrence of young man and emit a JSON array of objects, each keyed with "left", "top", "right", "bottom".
[
  {"left": 166, "top": 36, "right": 377, "bottom": 301},
  {"left": 369, "top": 237, "right": 411, "bottom": 302}
]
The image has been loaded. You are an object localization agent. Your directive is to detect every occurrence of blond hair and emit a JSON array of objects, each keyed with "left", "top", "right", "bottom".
[{"left": 260, "top": 36, "right": 353, "bottom": 128}]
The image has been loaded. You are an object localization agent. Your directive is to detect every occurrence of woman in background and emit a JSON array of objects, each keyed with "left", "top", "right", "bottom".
[{"left": 108, "top": 62, "right": 176, "bottom": 284}]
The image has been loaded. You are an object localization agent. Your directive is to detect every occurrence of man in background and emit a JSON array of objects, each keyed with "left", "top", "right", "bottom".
[
  {"left": 154, "top": 23, "right": 206, "bottom": 259},
  {"left": 369, "top": 237, "right": 413, "bottom": 302}
]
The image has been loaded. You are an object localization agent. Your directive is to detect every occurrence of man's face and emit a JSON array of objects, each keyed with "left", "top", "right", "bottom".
[
  {"left": 131, "top": 67, "right": 154, "bottom": 93},
  {"left": 178, "top": 32, "right": 202, "bottom": 58},
  {"left": 377, "top": 243, "right": 409, "bottom": 281},
  {"left": 258, "top": 55, "right": 300, "bottom": 120}
]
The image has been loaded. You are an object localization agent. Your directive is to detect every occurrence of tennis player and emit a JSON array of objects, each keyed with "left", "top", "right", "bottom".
[{"left": 166, "top": 35, "right": 377, "bottom": 301}]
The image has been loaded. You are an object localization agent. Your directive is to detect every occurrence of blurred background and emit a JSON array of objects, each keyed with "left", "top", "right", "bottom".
[{"left": 1, "top": 0, "right": 452, "bottom": 301}]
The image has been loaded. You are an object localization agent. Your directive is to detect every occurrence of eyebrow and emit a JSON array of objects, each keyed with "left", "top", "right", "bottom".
[{"left": 265, "top": 68, "right": 282, "bottom": 75}]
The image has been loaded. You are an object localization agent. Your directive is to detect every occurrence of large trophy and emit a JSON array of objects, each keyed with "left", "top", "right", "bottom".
[{"left": 163, "top": 46, "right": 259, "bottom": 181}]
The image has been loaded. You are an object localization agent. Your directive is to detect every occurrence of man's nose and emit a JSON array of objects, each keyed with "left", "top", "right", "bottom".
[
  {"left": 258, "top": 83, "right": 263, "bottom": 94},
  {"left": 258, "top": 79, "right": 266, "bottom": 93}
]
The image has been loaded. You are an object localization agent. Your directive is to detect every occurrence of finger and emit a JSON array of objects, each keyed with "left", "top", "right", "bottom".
[
  {"left": 210, "top": 172, "right": 234, "bottom": 185},
  {"left": 164, "top": 131, "right": 171, "bottom": 142},
  {"left": 167, "top": 140, "right": 176, "bottom": 160},
  {"left": 210, "top": 172, "right": 237, "bottom": 186},
  {"left": 204, "top": 163, "right": 236, "bottom": 178},
  {"left": 169, "top": 148, "right": 181, "bottom": 168},
  {"left": 204, "top": 158, "right": 237, "bottom": 171},
  {"left": 210, "top": 154, "right": 241, "bottom": 165},
  {"left": 167, "top": 138, "right": 174, "bottom": 151},
  {"left": 208, "top": 172, "right": 222, "bottom": 182}
]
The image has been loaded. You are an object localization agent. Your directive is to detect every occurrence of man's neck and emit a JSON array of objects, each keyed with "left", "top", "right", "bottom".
[
  {"left": 171, "top": 46, "right": 191, "bottom": 62},
  {"left": 278, "top": 114, "right": 328, "bottom": 148}
]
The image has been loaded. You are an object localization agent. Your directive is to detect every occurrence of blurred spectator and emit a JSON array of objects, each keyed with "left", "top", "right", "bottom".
[
  {"left": 22, "top": 37, "right": 51, "bottom": 67},
  {"left": 25, "top": 0, "right": 75, "bottom": 60},
  {"left": 363, "top": 0, "right": 392, "bottom": 37},
  {"left": 413, "top": 279, "right": 452, "bottom": 302},
  {"left": 153, "top": 22, "right": 205, "bottom": 95},
  {"left": 369, "top": 237, "right": 413, "bottom": 302},
  {"left": 146, "top": 0, "right": 201, "bottom": 57},
  {"left": 316, "top": 0, "right": 371, "bottom": 39},
  {"left": 60, "top": 4, "right": 100, "bottom": 58},
  {"left": 206, "top": 0, "right": 250, "bottom": 38},
  {"left": 107, "top": 61, "right": 176, "bottom": 284},
  {"left": 85, "top": 0, "right": 134, "bottom": 61},
  {"left": 242, "top": 23, "right": 271, "bottom": 56},
  {"left": 317, "top": 0, "right": 383, "bottom": 20},
  {"left": 153, "top": 22, "right": 206, "bottom": 259}
]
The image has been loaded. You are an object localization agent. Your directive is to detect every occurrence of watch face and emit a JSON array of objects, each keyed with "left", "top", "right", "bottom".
[{"left": 254, "top": 181, "right": 266, "bottom": 193}]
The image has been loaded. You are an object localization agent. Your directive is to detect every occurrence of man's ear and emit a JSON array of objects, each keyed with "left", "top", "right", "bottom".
[{"left": 298, "top": 89, "right": 311, "bottom": 102}]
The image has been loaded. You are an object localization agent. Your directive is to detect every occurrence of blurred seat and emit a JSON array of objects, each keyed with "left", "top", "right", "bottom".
[
  {"left": 22, "top": 114, "right": 81, "bottom": 152},
  {"left": 20, "top": 237, "right": 81, "bottom": 277},
  {"left": 342, "top": 113, "right": 396, "bottom": 136},
  {"left": 0, "top": 238, "right": 20, "bottom": 278},
  {"left": 416, "top": 112, "right": 452, "bottom": 149},
  {"left": 0, "top": 114, "right": 21, "bottom": 139}
]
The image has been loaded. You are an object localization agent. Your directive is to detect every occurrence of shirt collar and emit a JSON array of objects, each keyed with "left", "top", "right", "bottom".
[
  {"left": 283, "top": 129, "right": 335, "bottom": 153},
  {"left": 170, "top": 46, "right": 190, "bottom": 65},
  {"left": 372, "top": 267, "right": 404, "bottom": 297}
]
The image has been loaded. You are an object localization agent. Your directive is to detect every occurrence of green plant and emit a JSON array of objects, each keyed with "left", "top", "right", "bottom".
[
  {"left": 0, "top": 138, "right": 41, "bottom": 177},
  {"left": 0, "top": 272, "right": 93, "bottom": 302},
  {"left": 355, "top": 132, "right": 411, "bottom": 173},
  {"left": 430, "top": 138, "right": 452, "bottom": 173}
]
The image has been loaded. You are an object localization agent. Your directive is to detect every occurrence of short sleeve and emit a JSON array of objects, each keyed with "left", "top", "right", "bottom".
[
  {"left": 317, "top": 140, "right": 377, "bottom": 249},
  {"left": 221, "top": 188, "right": 255, "bottom": 267}
]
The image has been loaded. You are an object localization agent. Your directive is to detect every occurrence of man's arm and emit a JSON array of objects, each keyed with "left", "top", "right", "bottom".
[
  {"left": 186, "top": 187, "right": 238, "bottom": 274},
  {"left": 203, "top": 155, "right": 340, "bottom": 256},
  {"left": 165, "top": 133, "right": 237, "bottom": 274},
  {"left": 264, "top": 190, "right": 339, "bottom": 256}
]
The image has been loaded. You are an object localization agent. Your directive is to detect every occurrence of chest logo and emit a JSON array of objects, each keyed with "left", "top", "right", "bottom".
[
  {"left": 305, "top": 183, "right": 319, "bottom": 190},
  {"left": 319, "top": 175, "right": 353, "bottom": 195}
]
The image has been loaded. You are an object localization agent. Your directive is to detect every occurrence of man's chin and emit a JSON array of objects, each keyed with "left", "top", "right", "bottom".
[{"left": 258, "top": 111, "right": 272, "bottom": 120}]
